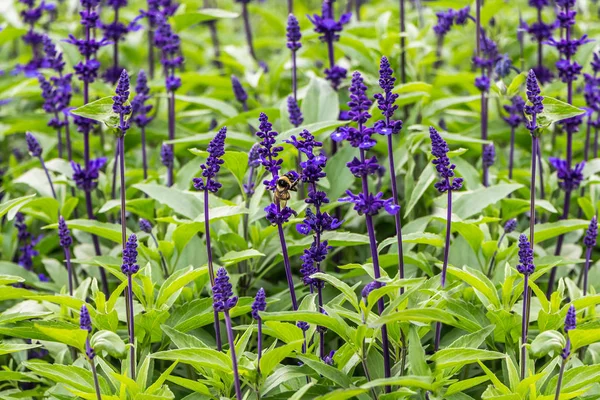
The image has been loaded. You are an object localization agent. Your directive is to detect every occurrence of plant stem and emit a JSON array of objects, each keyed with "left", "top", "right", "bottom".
[
  {"left": 85, "top": 190, "right": 108, "bottom": 295},
  {"left": 509, "top": 127, "right": 515, "bottom": 180},
  {"left": 555, "top": 358, "right": 567, "bottom": 400},
  {"left": 204, "top": 189, "right": 223, "bottom": 351},
  {"left": 53, "top": 111, "right": 63, "bottom": 159},
  {"left": 583, "top": 246, "right": 592, "bottom": 296},
  {"left": 277, "top": 220, "right": 298, "bottom": 310},
  {"left": 359, "top": 148, "right": 391, "bottom": 391},
  {"left": 530, "top": 137, "right": 537, "bottom": 248},
  {"left": 399, "top": 0, "right": 406, "bottom": 85},
  {"left": 148, "top": 24, "right": 155, "bottom": 80},
  {"left": 150, "top": 232, "right": 169, "bottom": 278},
  {"left": 537, "top": 138, "right": 545, "bottom": 200},
  {"left": 387, "top": 130, "right": 404, "bottom": 289},
  {"left": 141, "top": 126, "right": 148, "bottom": 180},
  {"left": 39, "top": 157, "right": 57, "bottom": 199},
  {"left": 225, "top": 311, "right": 243, "bottom": 400},
  {"left": 89, "top": 357, "right": 102, "bottom": 400},
  {"left": 434, "top": 182, "right": 452, "bottom": 352},
  {"left": 287, "top": 0, "right": 293, "bottom": 13},
  {"left": 475, "top": 0, "right": 481, "bottom": 56},
  {"left": 487, "top": 232, "right": 506, "bottom": 278},
  {"left": 111, "top": 140, "right": 120, "bottom": 201},
  {"left": 257, "top": 318, "right": 263, "bottom": 373},
  {"left": 65, "top": 247, "right": 73, "bottom": 296},
  {"left": 241, "top": 2, "right": 257, "bottom": 62},
  {"left": 520, "top": 274, "right": 529, "bottom": 379}
]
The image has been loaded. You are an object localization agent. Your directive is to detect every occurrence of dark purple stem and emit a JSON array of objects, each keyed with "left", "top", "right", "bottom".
[
  {"left": 127, "top": 274, "right": 136, "bottom": 379},
  {"left": 89, "top": 354, "right": 102, "bottom": 400},
  {"left": 434, "top": 182, "right": 452, "bottom": 351},
  {"left": 486, "top": 232, "right": 506, "bottom": 278},
  {"left": 141, "top": 126, "right": 148, "bottom": 180},
  {"left": 594, "top": 125, "right": 599, "bottom": 159},
  {"left": 204, "top": 188, "right": 223, "bottom": 351},
  {"left": 113, "top": 7, "right": 119, "bottom": 79},
  {"left": 85, "top": 190, "right": 107, "bottom": 295},
  {"left": 530, "top": 137, "right": 537, "bottom": 247},
  {"left": 65, "top": 247, "right": 73, "bottom": 296},
  {"left": 520, "top": 274, "right": 529, "bottom": 379},
  {"left": 224, "top": 311, "right": 242, "bottom": 400},
  {"left": 509, "top": 126, "right": 515, "bottom": 180},
  {"left": 39, "top": 156, "right": 57, "bottom": 199},
  {"left": 288, "top": 0, "right": 293, "bottom": 13},
  {"left": 537, "top": 8, "right": 543, "bottom": 72},
  {"left": 583, "top": 246, "right": 592, "bottom": 296},
  {"left": 64, "top": 115, "right": 73, "bottom": 162},
  {"left": 83, "top": 4, "right": 91, "bottom": 167},
  {"left": 167, "top": 90, "right": 175, "bottom": 186},
  {"left": 241, "top": 3, "right": 257, "bottom": 61},
  {"left": 359, "top": 148, "right": 391, "bottom": 390},
  {"left": 292, "top": 51, "right": 298, "bottom": 102},
  {"left": 53, "top": 111, "right": 63, "bottom": 158},
  {"left": 277, "top": 220, "right": 298, "bottom": 310},
  {"left": 150, "top": 232, "right": 169, "bottom": 278},
  {"left": 482, "top": 91, "right": 489, "bottom": 186},
  {"left": 555, "top": 354, "right": 568, "bottom": 400},
  {"left": 537, "top": 138, "right": 545, "bottom": 200},
  {"left": 399, "top": 0, "right": 406, "bottom": 85},
  {"left": 111, "top": 140, "right": 119, "bottom": 201},
  {"left": 257, "top": 318, "right": 263, "bottom": 372},
  {"left": 475, "top": 0, "right": 481, "bottom": 56},
  {"left": 148, "top": 26, "right": 155, "bottom": 79},
  {"left": 386, "top": 129, "right": 404, "bottom": 287},
  {"left": 207, "top": 21, "right": 222, "bottom": 71}
]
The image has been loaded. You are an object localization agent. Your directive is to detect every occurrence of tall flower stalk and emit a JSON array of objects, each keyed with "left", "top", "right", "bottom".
[
  {"left": 487, "top": 218, "right": 517, "bottom": 277},
  {"left": 213, "top": 268, "right": 242, "bottom": 400},
  {"left": 139, "top": 219, "right": 169, "bottom": 278},
  {"left": 527, "top": 0, "right": 555, "bottom": 84},
  {"left": 555, "top": 305, "right": 576, "bottom": 400},
  {"left": 17, "top": 0, "right": 47, "bottom": 75},
  {"left": 582, "top": 217, "right": 597, "bottom": 296},
  {"left": 286, "top": 14, "right": 302, "bottom": 100},
  {"left": 308, "top": 1, "right": 351, "bottom": 91},
  {"left": 203, "top": 0, "right": 222, "bottom": 70},
  {"left": 256, "top": 113, "right": 298, "bottom": 310},
  {"left": 374, "top": 56, "right": 405, "bottom": 284},
  {"left": 432, "top": 6, "right": 470, "bottom": 68},
  {"left": 102, "top": 0, "right": 128, "bottom": 84},
  {"left": 121, "top": 234, "right": 139, "bottom": 379},
  {"left": 547, "top": 0, "right": 588, "bottom": 291},
  {"left": 517, "top": 234, "right": 535, "bottom": 379},
  {"left": 579, "top": 57, "right": 600, "bottom": 208},
  {"left": 288, "top": 129, "right": 342, "bottom": 360},
  {"left": 26, "top": 132, "right": 56, "bottom": 199},
  {"left": 399, "top": 0, "right": 406, "bottom": 86},
  {"left": 131, "top": 70, "right": 153, "bottom": 180},
  {"left": 154, "top": 13, "right": 183, "bottom": 186},
  {"left": 193, "top": 127, "right": 227, "bottom": 351},
  {"left": 80, "top": 305, "right": 102, "bottom": 400},
  {"left": 58, "top": 217, "right": 74, "bottom": 295},
  {"left": 236, "top": 0, "right": 258, "bottom": 64},
  {"left": 504, "top": 96, "right": 525, "bottom": 180},
  {"left": 251, "top": 288, "right": 266, "bottom": 373},
  {"left": 334, "top": 72, "right": 400, "bottom": 385},
  {"left": 429, "top": 126, "right": 463, "bottom": 351}
]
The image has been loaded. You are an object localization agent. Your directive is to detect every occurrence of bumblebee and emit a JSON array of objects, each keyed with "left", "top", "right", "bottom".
[{"left": 273, "top": 171, "right": 300, "bottom": 208}]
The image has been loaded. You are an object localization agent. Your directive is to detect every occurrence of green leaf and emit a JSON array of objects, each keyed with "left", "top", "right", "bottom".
[
  {"left": 71, "top": 96, "right": 131, "bottom": 130},
  {"left": 171, "top": 9, "right": 238, "bottom": 30},
  {"left": 431, "top": 348, "right": 505, "bottom": 369},
  {"left": 423, "top": 95, "right": 481, "bottom": 118},
  {"left": 261, "top": 311, "right": 352, "bottom": 342},
  {"left": 161, "top": 325, "right": 208, "bottom": 349},
  {"left": 447, "top": 266, "right": 500, "bottom": 308},
  {"left": 0, "top": 26, "right": 27, "bottom": 45},
  {"left": 534, "top": 97, "right": 586, "bottom": 129},
  {"left": 35, "top": 324, "right": 87, "bottom": 350},
  {"left": 134, "top": 183, "right": 203, "bottom": 220},
  {"left": 506, "top": 72, "right": 526, "bottom": 97},
  {"left": 0, "top": 343, "right": 41, "bottom": 355},
  {"left": 378, "top": 232, "right": 444, "bottom": 252},
  {"left": 0, "top": 194, "right": 36, "bottom": 219},
  {"left": 311, "top": 272, "right": 358, "bottom": 310},
  {"left": 301, "top": 77, "right": 339, "bottom": 125},
  {"left": 260, "top": 340, "right": 303, "bottom": 377},
  {"left": 570, "top": 328, "right": 600, "bottom": 351},
  {"left": 219, "top": 249, "right": 264, "bottom": 266},
  {"left": 23, "top": 361, "right": 110, "bottom": 394},
  {"left": 222, "top": 151, "right": 249, "bottom": 191},
  {"left": 150, "top": 348, "right": 231, "bottom": 372},
  {"left": 315, "top": 389, "right": 369, "bottom": 400},
  {"left": 371, "top": 308, "right": 458, "bottom": 328},
  {"left": 156, "top": 267, "right": 208, "bottom": 307},
  {"left": 534, "top": 219, "right": 590, "bottom": 244},
  {"left": 175, "top": 95, "right": 237, "bottom": 117},
  {"left": 453, "top": 184, "right": 523, "bottom": 219},
  {"left": 530, "top": 330, "right": 565, "bottom": 358},
  {"left": 446, "top": 375, "right": 490, "bottom": 396},
  {"left": 43, "top": 219, "right": 131, "bottom": 244},
  {"left": 361, "top": 376, "right": 434, "bottom": 390},
  {"left": 404, "top": 164, "right": 435, "bottom": 217},
  {"left": 297, "top": 355, "right": 352, "bottom": 387},
  {"left": 262, "top": 321, "right": 304, "bottom": 343},
  {"left": 0, "top": 275, "right": 25, "bottom": 286},
  {"left": 91, "top": 330, "right": 126, "bottom": 358}
]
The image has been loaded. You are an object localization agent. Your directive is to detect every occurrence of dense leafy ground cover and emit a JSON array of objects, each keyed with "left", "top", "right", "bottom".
[{"left": 1, "top": 0, "right": 600, "bottom": 398}]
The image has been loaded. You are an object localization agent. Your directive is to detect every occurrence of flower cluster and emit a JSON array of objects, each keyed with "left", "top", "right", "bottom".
[
  {"left": 430, "top": 127, "right": 463, "bottom": 193},
  {"left": 16, "top": 0, "right": 49, "bottom": 75},
  {"left": 361, "top": 280, "right": 383, "bottom": 299},
  {"left": 503, "top": 96, "right": 526, "bottom": 128},
  {"left": 473, "top": 34, "right": 500, "bottom": 92},
  {"left": 308, "top": 1, "right": 351, "bottom": 89},
  {"left": 548, "top": 158, "right": 585, "bottom": 191},
  {"left": 504, "top": 218, "right": 517, "bottom": 234},
  {"left": 516, "top": 234, "right": 535, "bottom": 276},
  {"left": 287, "top": 96, "right": 303, "bottom": 127},
  {"left": 251, "top": 288, "right": 266, "bottom": 320},
  {"left": 286, "top": 14, "right": 302, "bottom": 52},
  {"left": 523, "top": 70, "right": 544, "bottom": 133},
  {"left": 231, "top": 75, "right": 248, "bottom": 105},
  {"left": 154, "top": 14, "right": 183, "bottom": 92},
  {"left": 482, "top": 143, "right": 495, "bottom": 168},
  {"left": 213, "top": 267, "right": 238, "bottom": 312},
  {"left": 80, "top": 305, "right": 95, "bottom": 360},
  {"left": 332, "top": 72, "right": 375, "bottom": 148},
  {"left": 39, "top": 36, "right": 73, "bottom": 132},
  {"left": 71, "top": 158, "right": 107, "bottom": 191},
  {"left": 132, "top": 70, "right": 153, "bottom": 128},
  {"left": 562, "top": 305, "right": 576, "bottom": 359},
  {"left": 256, "top": 113, "right": 284, "bottom": 190},
  {"left": 58, "top": 216, "right": 72, "bottom": 249},
  {"left": 101, "top": 0, "right": 129, "bottom": 84},
  {"left": 526, "top": 0, "right": 556, "bottom": 83},
  {"left": 160, "top": 144, "right": 174, "bottom": 168},
  {"left": 433, "top": 6, "right": 471, "bottom": 37},
  {"left": 113, "top": 69, "right": 132, "bottom": 133},
  {"left": 584, "top": 216, "right": 598, "bottom": 248},
  {"left": 26, "top": 132, "right": 42, "bottom": 157},
  {"left": 139, "top": 218, "right": 153, "bottom": 234},
  {"left": 193, "top": 127, "right": 227, "bottom": 193},
  {"left": 121, "top": 234, "right": 139, "bottom": 275},
  {"left": 373, "top": 56, "right": 402, "bottom": 135},
  {"left": 15, "top": 213, "right": 40, "bottom": 271}
]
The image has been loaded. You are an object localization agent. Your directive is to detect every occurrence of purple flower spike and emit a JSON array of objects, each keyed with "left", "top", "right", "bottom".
[
  {"left": 516, "top": 234, "right": 535, "bottom": 276},
  {"left": 504, "top": 96, "right": 526, "bottom": 128},
  {"left": 231, "top": 75, "right": 248, "bottom": 104},
  {"left": 373, "top": 56, "right": 402, "bottom": 136},
  {"left": 213, "top": 267, "right": 238, "bottom": 312},
  {"left": 504, "top": 218, "right": 517, "bottom": 234},
  {"left": 161, "top": 144, "right": 174, "bottom": 168},
  {"left": 71, "top": 158, "right": 107, "bottom": 192},
  {"left": 132, "top": 70, "right": 153, "bottom": 128},
  {"left": 430, "top": 127, "right": 463, "bottom": 193},
  {"left": 361, "top": 281, "right": 383, "bottom": 299},
  {"left": 139, "top": 218, "right": 152, "bottom": 234},
  {"left": 80, "top": 305, "right": 92, "bottom": 332},
  {"left": 58, "top": 216, "right": 72, "bottom": 248},
  {"left": 584, "top": 216, "right": 597, "bottom": 248},
  {"left": 251, "top": 288, "right": 266, "bottom": 320},
  {"left": 26, "top": 132, "right": 42, "bottom": 157},
  {"left": 121, "top": 234, "right": 139, "bottom": 275},
  {"left": 286, "top": 14, "right": 302, "bottom": 51},
  {"left": 323, "top": 350, "right": 335, "bottom": 365},
  {"left": 564, "top": 305, "right": 576, "bottom": 332},
  {"left": 113, "top": 69, "right": 132, "bottom": 133},
  {"left": 287, "top": 96, "right": 303, "bottom": 127},
  {"left": 548, "top": 158, "right": 584, "bottom": 191},
  {"left": 483, "top": 143, "right": 495, "bottom": 168},
  {"left": 433, "top": 9, "right": 455, "bottom": 37},
  {"left": 193, "top": 127, "right": 227, "bottom": 193}
]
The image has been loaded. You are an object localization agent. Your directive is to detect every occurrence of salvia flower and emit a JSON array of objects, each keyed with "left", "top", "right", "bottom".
[
  {"left": 193, "top": 127, "right": 227, "bottom": 193},
  {"left": 153, "top": 14, "right": 183, "bottom": 92},
  {"left": 286, "top": 14, "right": 302, "bottom": 51},
  {"left": 361, "top": 280, "right": 383, "bottom": 299},
  {"left": 482, "top": 143, "right": 495, "bottom": 168},
  {"left": 80, "top": 305, "right": 92, "bottom": 332},
  {"left": 323, "top": 350, "right": 335, "bottom": 365},
  {"left": 256, "top": 113, "right": 284, "bottom": 190},
  {"left": 71, "top": 158, "right": 107, "bottom": 191},
  {"left": 373, "top": 56, "right": 402, "bottom": 136},
  {"left": 523, "top": 70, "right": 544, "bottom": 133},
  {"left": 121, "top": 234, "right": 139, "bottom": 275},
  {"left": 430, "top": 127, "right": 463, "bottom": 193},
  {"left": 504, "top": 218, "right": 517, "bottom": 234},
  {"left": 516, "top": 234, "right": 535, "bottom": 275},
  {"left": 287, "top": 96, "right": 303, "bottom": 127},
  {"left": 561, "top": 304, "right": 576, "bottom": 360},
  {"left": 132, "top": 70, "right": 153, "bottom": 128},
  {"left": 332, "top": 72, "right": 375, "bottom": 148},
  {"left": 251, "top": 287, "right": 266, "bottom": 320},
  {"left": 58, "top": 216, "right": 72, "bottom": 248},
  {"left": 231, "top": 75, "right": 248, "bottom": 105},
  {"left": 26, "top": 132, "right": 42, "bottom": 157},
  {"left": 584, "top": 216, "right": 598, "bottom": 248},
  {"left": 548, "top": 158, "right": 584, "bottom": 191},
  {"left": 433, "top": 9, "right": 455, "bottom": 37},
  {"left": 213, "top": 267, "right": 238, "bottom": 312},
  {"left": 139, "top": 218, "right": 152, "bottom": 234},
  {"left": 113, "top": 69, "right": 132, "bottom": 133},
  {"left": 160, "top": 144, "right": 174, "bottom": 168},
  {"left": 504, "top": 96, "right": 526, "bottom": 128}
]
